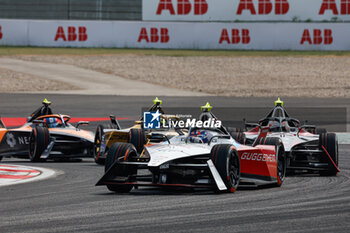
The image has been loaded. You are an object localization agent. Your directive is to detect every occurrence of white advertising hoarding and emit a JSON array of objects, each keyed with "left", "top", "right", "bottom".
[
  {"left": 0, "top": 19, "right": 349, "bottom": 51},
  {"left": 143, "top": 0, "right": 350, "bottom": 21}
]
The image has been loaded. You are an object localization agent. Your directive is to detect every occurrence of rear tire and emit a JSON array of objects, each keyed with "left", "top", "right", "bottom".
[
  {"left": 94, "top": 125, "right": 106, "bottom": 165},
  {"left": 210, "top": 144, "right": 240, "bottom": 193},
  {"left": 227, "top": 127, "right": 243, "bottom": 133},
  {"left": 229, "top": 131, "right": 246, "bottom": 145},
  {"left": 128, "top": 128, "right": 146, "bottom": 154},
  {"left": 255, "top": 137, "right": 286, "bottom": 186},
  {"left": 105, "top": 143, "right": 137, "bottom": 193},
  {"left": 315, "top": 128, "right": 327, "bottom": 135},
  {"left": 319, "top": 133, "right": 338, "bottom": 176},
  {"left": 29, "top": 126, "right": 49, "bottom": 162}
]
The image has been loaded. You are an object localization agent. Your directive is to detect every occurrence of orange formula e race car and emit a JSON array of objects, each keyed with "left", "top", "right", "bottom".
[{"left": 0, "top": 114, "right": 94, "bottom": 162}]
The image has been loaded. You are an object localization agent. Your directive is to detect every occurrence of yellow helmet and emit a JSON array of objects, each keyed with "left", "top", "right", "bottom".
[
  {"left": 42, "top": 98, "right": 51, "bottom": 105},
  {"left": 201, "top": 102, "right": 213, "bottom": 112},
  {"left": 153, "top": 97, "right": 162, "bottom": 105},
  {"left": 274, "top": 97, "right": 283, "bottom": 107}
]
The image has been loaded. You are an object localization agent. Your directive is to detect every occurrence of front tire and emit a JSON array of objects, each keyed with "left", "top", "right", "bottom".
[
  {"left": 94, "top": 125, "right": 106, "bottom": 165},
  {"left": 105, "top": 143, "right": 137, "bottom": 193},
  {"left": 210, "top": 144, "right": 240, "bottom": 193},
  {"left": 29, "top": 126, "right": 49, "bottom": 162},
  {"left": 128, "top": 128, "right": 146, "bottom": 154},
  {"left": 255, "top": 137, "right": 286, "bottom": 186}
]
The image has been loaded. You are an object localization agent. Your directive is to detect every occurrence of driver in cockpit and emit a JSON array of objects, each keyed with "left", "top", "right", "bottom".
[
  {"left": 188, "top": 102, "right": 216, "bottom": 143},
  {"left": 43, "top": 117, "right": 59, "bottom": 128},
  {"left": 189, "top": 129, "right": 214, "bottom": 143},
  {"left": 267, "top": 119, "right": 291, "bottom": 132},
  {"left": 28, "top": 98, "right": 53, "bottom": 122}
]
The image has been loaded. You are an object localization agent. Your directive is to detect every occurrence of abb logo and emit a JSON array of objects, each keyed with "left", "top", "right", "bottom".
[
  {"left": 219, "top": 29, "right": 250, "bottom": 44},
  {"left": 0, "top": 25, "right": 2, "bottom": 40},
  {"left": 300, "top": 29, "right": 333, "bottom": 45},
  {"left": 156, "top": 0, "right": 208, "bottom": 15},
  {"left": 138, "top": 28, "right": 170, "bottom": 43},
  {"left": 241, "top": 152, "right": 276, "bottom": 162},
  {"left": 319, "top": 0, "right": 350, "bottom": 15},
  {"left": 237, "top": 0, "right": 289, "bottom": 15},
  {"left": 54, "top": 26, "right": 88, "bottom": 42}
]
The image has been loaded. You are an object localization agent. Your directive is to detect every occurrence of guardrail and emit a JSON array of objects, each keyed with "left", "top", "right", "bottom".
[{"left": 0, "top": 0, "right": 141, "bottom": 20}]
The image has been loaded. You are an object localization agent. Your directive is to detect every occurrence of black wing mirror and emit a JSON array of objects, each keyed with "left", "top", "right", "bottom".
[
  {"left": 110, "top": 115, "right": 121, "bottom": 130},
  {"left": 76, "top": 121, "right": 89, "bottom": 129}
]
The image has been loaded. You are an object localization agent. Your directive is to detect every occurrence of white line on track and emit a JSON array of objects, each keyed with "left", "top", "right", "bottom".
[
  {"left": 336, "top": 133, "right": 350, "bottom": 145},
  {"left": 0, "top": 164, "right": 61, "bottom": 187}
]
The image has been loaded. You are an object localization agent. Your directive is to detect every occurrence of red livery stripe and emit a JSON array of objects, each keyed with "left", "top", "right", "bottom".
[
  {"left": 0, "top": 175, "right": 36, "bottom": 179},
  {"left": 0, "top": 168, "right": 40, "bottom": 173}
]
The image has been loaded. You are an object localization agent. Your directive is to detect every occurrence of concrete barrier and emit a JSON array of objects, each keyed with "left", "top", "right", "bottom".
[{"left": 0, "top": 19, "right": 349, "bottom": 50}]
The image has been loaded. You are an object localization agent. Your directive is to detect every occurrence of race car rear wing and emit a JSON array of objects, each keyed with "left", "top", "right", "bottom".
[{"left": 252, "top": 126, "right": 270, "bottom": 146}]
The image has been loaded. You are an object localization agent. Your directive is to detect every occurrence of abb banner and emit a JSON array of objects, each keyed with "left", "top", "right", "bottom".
[
  {"left": 143, "top": 0, "right": 350, "bottom": 21},
  {"left": 0, "top": 19, "right": 349, "bottom": 50}
]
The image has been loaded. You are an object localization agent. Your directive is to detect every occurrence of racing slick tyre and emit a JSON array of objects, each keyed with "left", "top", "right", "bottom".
[
  {"left": 319, "top": 133, "right": 338, "bottom": 176},
  {"left": 227, "top": 127, "right": 243, "bottom": 133},
  {"left": 210, "top": 144, "right": 240, "bottom": 193},
  {"left": 0, "top": 156, "right": 2, "bottom": 161},
  {"left": 128, "top": 128, "right": 146, "bottom": 154},
  {"left": 105, "top": 143, "right": 137, "bottom": 193},
  {"left": 229, "top": 131, "right": 246, "bottom": 145},
  {"left": 29, "top": 126, "right": 49, "bottom": 162},
  {"left": 315, "top": 128, "right": 327, "bottom": 135},
  {"left": 94, "top": 125, "right": 106, "bottom": 165},
  {"left": 255, "top": 137, "right": 286, "bottom": 187},
  {"left": 307, "top": 128, "right": 327, "bottom": 134}
]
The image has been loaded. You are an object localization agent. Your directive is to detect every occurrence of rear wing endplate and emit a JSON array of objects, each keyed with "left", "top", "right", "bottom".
[{"left": 0, "top": 116, "right": 5, "bottom": 128}]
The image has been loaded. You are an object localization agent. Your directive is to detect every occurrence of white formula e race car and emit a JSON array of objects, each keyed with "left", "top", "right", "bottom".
[
  {"left": 230, "top": 98, "right": 339, "bottom": 176},
  {"left": 96, "top": 103, "right": 286, "bottom": 193}
]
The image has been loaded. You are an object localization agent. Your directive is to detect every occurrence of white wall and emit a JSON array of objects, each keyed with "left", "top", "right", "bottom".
[{"left": 0, "top": 20, "right": 349, "bottom": 50}]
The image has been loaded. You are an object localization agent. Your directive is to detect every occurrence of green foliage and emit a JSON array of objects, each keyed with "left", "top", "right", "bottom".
[{"left": 0, "top": 46, "right": 349, "bottom": 57}]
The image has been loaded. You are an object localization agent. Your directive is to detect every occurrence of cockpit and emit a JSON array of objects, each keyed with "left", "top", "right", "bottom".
[{"left": 259, "top": 105, "right": 300, "bottom": 133}]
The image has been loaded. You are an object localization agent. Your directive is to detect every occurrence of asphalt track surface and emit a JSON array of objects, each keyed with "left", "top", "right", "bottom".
[{"left": 0, "top": 94, "right": 350, "bottom": 233}]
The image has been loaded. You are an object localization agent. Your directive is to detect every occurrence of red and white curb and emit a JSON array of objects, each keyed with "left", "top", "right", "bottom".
[{"left": 0, "top": 164, "right": 57, "bottom": 187}]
